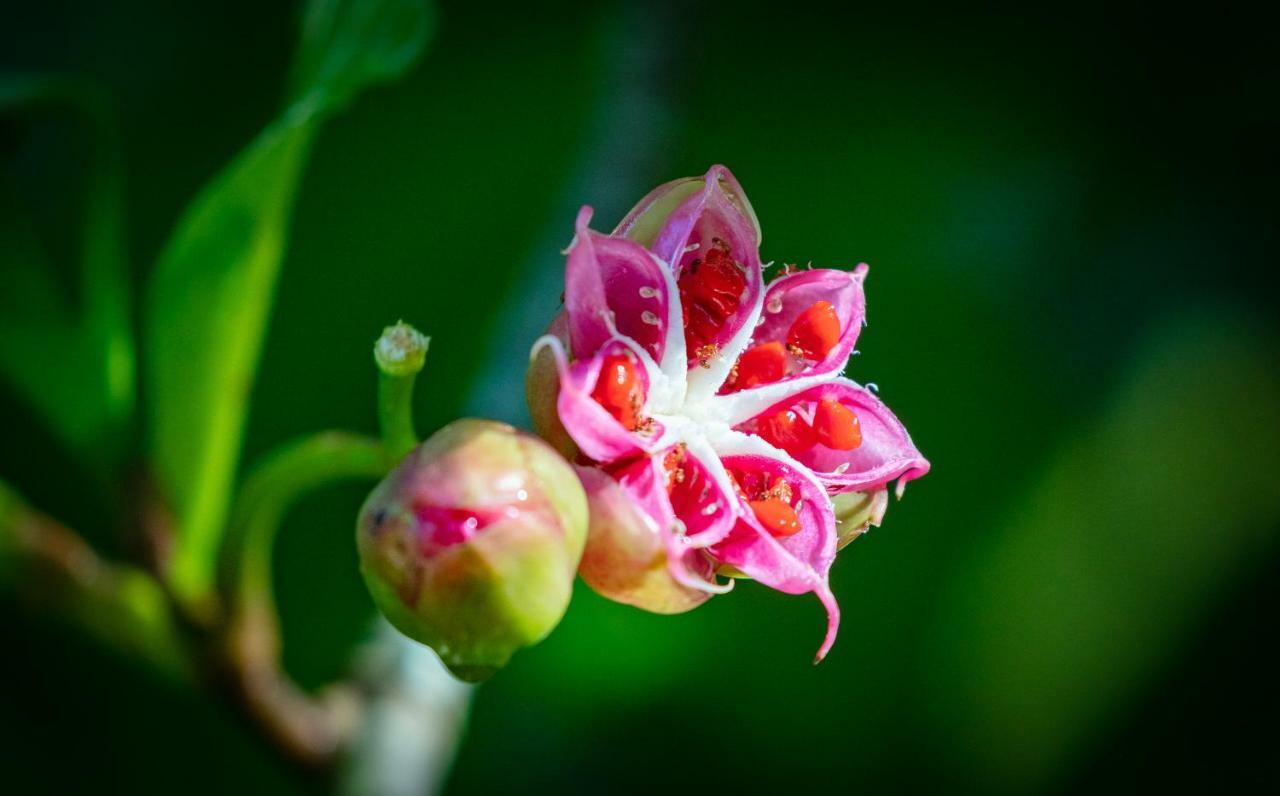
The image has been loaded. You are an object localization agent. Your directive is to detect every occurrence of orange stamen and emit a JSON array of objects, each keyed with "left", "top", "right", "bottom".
[
  {"left": 756, "top": 408, "right": 816, "bottom": 455},
  {"left": 591, "top": 352, "right": 643, "bottom": 430},
  {"left": 813, "top": 398, "right": 862, "bottom": 450},
  {"left": 749, "top": 498, "right": 802, "bottom": 537},
  {"left": 786, "top": 300, "right": 841, "bottom": 360},
  {"left": 678, "top": 240, "right": 746, "bottom": 352},
  {"left": 730, "top": 342, "right": 787, "bottom": 390}
]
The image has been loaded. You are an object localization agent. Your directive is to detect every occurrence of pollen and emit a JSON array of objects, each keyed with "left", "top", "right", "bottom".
[
  {"left": 694, "top": 343, "right": 719, "bottom": 368},
  {"left": 662, "top": 444, "right": 688, "bottom": 495}
]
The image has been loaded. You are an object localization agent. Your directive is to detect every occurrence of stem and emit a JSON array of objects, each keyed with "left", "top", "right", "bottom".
[
  {"left": 374, "top": 322, "right": 429, "bottom": 461},
  {"left": 230, "top": 431, "right": 389, "bottom": 614},
  {"left": 221, "top": 431, "right": 391, "bottom": 767},
  {"left": 0, "top": 479, "right": 190, "bottom": 679}
]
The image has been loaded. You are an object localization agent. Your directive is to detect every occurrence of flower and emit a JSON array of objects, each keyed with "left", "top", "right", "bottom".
[
  {"left": 356, "top": 419, "right": 588, "bottom": 681},
  {"left": 527, "top": 166, "right": 928, "bottom": 661}
]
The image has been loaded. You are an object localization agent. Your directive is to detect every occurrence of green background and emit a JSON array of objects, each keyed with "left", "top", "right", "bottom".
[{"left": 3, "top": 1, "right": 1278, "bottom": 792}]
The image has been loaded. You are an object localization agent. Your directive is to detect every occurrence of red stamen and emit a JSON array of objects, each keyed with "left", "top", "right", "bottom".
[
  {"left": 756, "top": 408, "right": 816, "bottom": 455},
  {"left": 786, "top": 300, "right": 841, "bottom": 360},
  {"left": 730, "top": 342, "right": 787, "bottom": 389},
  {"left": 813, "top": 398, "right": 862, "bottom": 450},
  {"left": 728, "top": 469, "right": 803, "bottom": 538},
  {"left": 748, "top": 499, "right": 802, "bottom": 537},
  {"left": 591, "top": 352, "right": 643, "bottom": 430},
  {"left": 678, "top": 241, "right": 746, "bottom": 352}
]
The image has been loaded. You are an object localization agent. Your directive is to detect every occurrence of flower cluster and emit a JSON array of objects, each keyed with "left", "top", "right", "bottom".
[{"left": 527, "top": 166, "right": 928, "bottom": 660}]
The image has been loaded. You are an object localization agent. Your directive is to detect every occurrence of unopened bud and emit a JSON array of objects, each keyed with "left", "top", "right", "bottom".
[{"left": 356, "top": 419, "right": 587, "bottom": 681}]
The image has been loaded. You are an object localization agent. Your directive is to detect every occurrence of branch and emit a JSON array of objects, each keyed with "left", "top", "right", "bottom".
[
  {"left": 220, "top": 431, "right": 391, "bottom": 768},
  {"left": 0, "top": 478, "right": 190, "bottom": 679}
]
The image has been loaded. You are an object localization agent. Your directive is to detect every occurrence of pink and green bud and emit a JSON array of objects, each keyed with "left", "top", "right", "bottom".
[{"left": 356, "top": 419, "right": 587, "bottom": 681}]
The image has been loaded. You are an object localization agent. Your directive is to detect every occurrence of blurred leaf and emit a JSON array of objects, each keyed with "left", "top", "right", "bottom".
[
  {"left": 145, "top": 0, "right": 433, "bottom": 607},
  {"left": 290, "top": 0, "right": 436, "bottom": 114},
  {"left": 924, "top": 310, "right": 1280, "bottom": 790},
  {"left": 0, "top": 75, "right": 134, "bottom": 464}
]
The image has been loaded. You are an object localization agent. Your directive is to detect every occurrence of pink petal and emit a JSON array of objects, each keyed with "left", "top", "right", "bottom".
[
  {"left": 734, "top": 378, "right": 930, "bottom": 497},
  {"left": 721, "top": 265, "right": 866, "bottom": 394},
  {"left": 575, "top": 465, "right": 718, "bottom": 614},
  {"left": 662, "top": 440, "right": 737, "bottom": 549},
  {"left": 531, "top": 335, "right": 666, "bottom": 463},
  {"left": 709, "top": 437, "right": 841, "bottom": 661},
  {"left": 615, "top": 164, "right": 761, "bottom": 254},
  {"left": 649, "top": 167, "right": 766, "bottom": 390},
  {"left": 565, "top": 206, "right": 678, "bottom": 364},
  {"left": 611, "top": 455, "right": 733, "bottom": 595}
]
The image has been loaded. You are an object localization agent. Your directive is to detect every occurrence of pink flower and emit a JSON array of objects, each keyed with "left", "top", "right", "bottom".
[{"left": 527, "top": 166, "right": 928, "bottom": 661}]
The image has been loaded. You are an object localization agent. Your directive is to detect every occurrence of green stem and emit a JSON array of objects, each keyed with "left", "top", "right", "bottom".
[
  {"left": 214, "top": 322, "right": 429, "bottom": 767},
  {"left": 378, "top": 370, "right": 420, "bottom": 461},
  {"left": 374, "top": 322, "right": 429, "bottom": 461},
  {"left": 229, "top": 431, "right": 389, "bottom": 619}
]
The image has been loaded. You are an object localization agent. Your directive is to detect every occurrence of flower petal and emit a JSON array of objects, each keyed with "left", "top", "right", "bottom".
[
  {"left": 708, "top": 430, "right": 841, "bottom": 661},
  {"left": 615, "top": 164, "right": 761, "bottom": 258},
  {"left": 531, "top": 334, "right": 669, "bottom": 462},
  {"left": 565, "top": 206, "right": 683, "bottom": 370},
  {"left": 733, "top": 378, "right": 930, "bottom": 496},
  {"left": 721, "top": 265, "right": 866, "bottom": 394},
  {"left": 629, "top": 166, "right": 765, "bottom": 394},
  {"left": 663, "top": 437, "right": 737, "bottom": 549},
  {"left": 576, "top": 465, "right": 716, "bottom": 614},
  {"left": 615, "top": 454, "right": 734, "bottom": 596}
]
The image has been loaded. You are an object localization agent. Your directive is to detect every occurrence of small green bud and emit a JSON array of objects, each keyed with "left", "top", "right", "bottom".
[
  {"left": 374, "top": 322, "right": 430, "bottom": 377},
  {"left": 832, "top": 489, "right": 888, "bottom": 549},
  {"left": 356, "top": 419, "right": 587, "bottom": 681}
]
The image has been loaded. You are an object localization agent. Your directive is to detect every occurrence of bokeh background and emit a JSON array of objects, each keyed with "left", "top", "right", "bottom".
[{"left": 3, "top": 0, "right": 1278, "bottom": 793}]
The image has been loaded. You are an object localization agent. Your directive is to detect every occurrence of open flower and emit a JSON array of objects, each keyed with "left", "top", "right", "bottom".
[{"left": 527, "top": 166, "right": 928, "bottom": 661}]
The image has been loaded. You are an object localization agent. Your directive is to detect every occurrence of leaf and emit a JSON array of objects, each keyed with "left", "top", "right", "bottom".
[
  {"left": 0, "top": 75, "right": 134, "bottom": 463},
  {"left": 290, "top": 0, "right": 436, "bottom": 114},
  {"left": 144, "top": 0, "right": 433, "bottom": 607}
]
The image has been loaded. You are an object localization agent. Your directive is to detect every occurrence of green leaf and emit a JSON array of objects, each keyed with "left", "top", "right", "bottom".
[
  {"left": 290, "top": 0, "right": 436, "bottom": 114},
  {"left": 144, "top": 0, "right": 432, "bottom": 608},
  {"left": 0, "top": 75, "right": 134, "bottom": 463}
]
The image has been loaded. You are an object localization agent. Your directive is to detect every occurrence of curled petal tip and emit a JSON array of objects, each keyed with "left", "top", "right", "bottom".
[
  {"left": 813, "top": 585, "right": 841, "bottom": 663},
  {"left": 853, "top": 263, "right": 869, "bottom": 283}
]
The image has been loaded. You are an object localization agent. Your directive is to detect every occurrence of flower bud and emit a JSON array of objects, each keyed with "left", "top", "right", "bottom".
[
  {"left": 831, "top": 489, "right": 888, "bottom": 549},
  {"left": 356, "top": 419, "right": 587, "bottom": 681},
  {"left": 525, "top": 313, "right": 578, "bottom": 460}
]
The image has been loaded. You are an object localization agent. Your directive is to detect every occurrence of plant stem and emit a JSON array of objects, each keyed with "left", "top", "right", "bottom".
[
  {"left": 374, "top": 322, "right": 429, "bottom": 461},
  {"left": 0, "top": 479, "right": 190, "bottom": 679},
  {"left": 221, "top": 430, "right": 391, "bottom": 767}
]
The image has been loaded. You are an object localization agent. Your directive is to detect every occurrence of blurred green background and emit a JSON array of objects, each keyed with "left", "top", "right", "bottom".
[{"left": 3, "top": 1, "right": 1278, "bottom": 793}]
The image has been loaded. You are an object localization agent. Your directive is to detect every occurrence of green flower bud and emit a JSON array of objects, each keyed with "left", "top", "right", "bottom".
[
  {"left": 356, "top": 419, "right": 587, "bottom": 681},
  {"left": 831, "top": 489, "right": 888, "bottom": 549}
]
